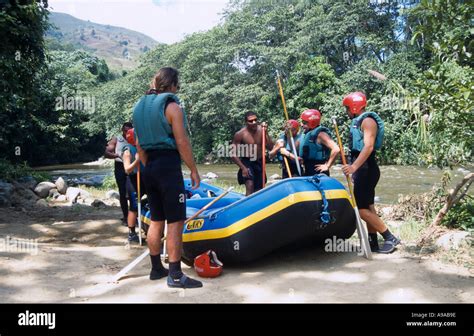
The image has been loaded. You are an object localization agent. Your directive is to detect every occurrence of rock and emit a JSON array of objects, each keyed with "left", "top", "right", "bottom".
[
  {"left": 0, "top": 180, "right": 14, "bottom": 207},
  {"left": 79, "top": 189, "right": 91, "bottom": 199},
  {"left": 34, "top": 181, "right": 56, "bottom": 198},
  {"left": 10, "top": 182, "right": 39, "bottom": 207},
  {"left": 435, "top": 231, "right": 470, "bottom": 251},
  {"left": 66, "top": 187, "right": 82, "bottom": 203},
  {"left": 16, "top": 176, "right": 37, "bottom": 190},
  {"left": 269, "top": 174, "right": 281, "bottom": 180},
  {"left": 457, "top": 167, "right": 470, "bottom": 174},
  {"left": 105, "top": 190, "right": 120, "bottom": 200},
  {"left": 55, "top": 195, "right": 67, "bottom": 202},
  {"left": 48, "top": 188, "right": 59, "bottom": 198},
  {"left": 204, "top": 172, "right": 218, "bottom": 179},
  {"left": 82, "top": 197, "right": 96, "bottom": 206},
  {"left": 36, "top": 199, "right": 48, "bottom": 207},
  {"left": 91, "top": 199, "right": 106, "bottom": 208},
  {"left": 55, "top": 177, "right": 68, "bottom": 194},
  {"left": 374, "top": 196, "right": 381, "bottom": 202}
]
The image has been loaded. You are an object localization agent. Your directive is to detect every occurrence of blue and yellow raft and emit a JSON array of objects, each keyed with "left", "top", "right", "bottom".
[{"left": 142, "top": 175, "right": 356, "bottom": 263}]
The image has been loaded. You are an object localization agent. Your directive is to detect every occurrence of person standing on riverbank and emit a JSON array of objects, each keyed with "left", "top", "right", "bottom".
[
  {"left": 299, "top": 109, "right": 339, "bottom": 176},
  {"left": 231, "top": 112, "right": 274, "bottom": 195},
  {"left": 121, "top": 128, "right": 145, "bottom": 243},
  {"left": 341, "top": 92, "right": 400, "bottom": 253},
  {"left": 269, "top": 120, "right": 302, "bottom": 178},
  {"left": 105, "top": 122, "right": 133, "bottom": 225},
  {"left": 133, "top": 67, "right": 202, "bottom": 288}
]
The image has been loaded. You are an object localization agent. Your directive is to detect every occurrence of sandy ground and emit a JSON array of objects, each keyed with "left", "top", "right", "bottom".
[{"left": 0, "top": 204, "right": 472, "bottom": 303}]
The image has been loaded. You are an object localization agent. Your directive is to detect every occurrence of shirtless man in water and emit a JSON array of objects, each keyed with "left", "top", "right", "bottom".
[{"left": 231, "top": 111, "right": 274, "bottom": 195}]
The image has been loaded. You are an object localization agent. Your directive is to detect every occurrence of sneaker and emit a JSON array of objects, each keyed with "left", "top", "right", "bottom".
[
  {"left": 150, "top": 268, "right": 169, "bottom": 280},
  {"left": 378, "top": 236, "right": 401, "bottom": 254},
  {"left": 167, "top": 274, "right": 203, "bottom": 289},
  {"left": 128, "top": 232, "right": 140, "bottom": 243}
]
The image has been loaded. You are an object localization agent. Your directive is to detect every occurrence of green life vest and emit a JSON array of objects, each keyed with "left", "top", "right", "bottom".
[
  {"left": 132, "top": 93, "right": 186, "bottom": 151},
  {"left": 299, "top": 126, "right": 331, "bottom": 162},
  {"left": 350, "top": 112, "right": 384, "bottom": 153}
]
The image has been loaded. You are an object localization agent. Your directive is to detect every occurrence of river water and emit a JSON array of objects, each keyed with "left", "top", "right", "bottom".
[{"left": 36, "top": 162, "right": 472, "bottom": 205}]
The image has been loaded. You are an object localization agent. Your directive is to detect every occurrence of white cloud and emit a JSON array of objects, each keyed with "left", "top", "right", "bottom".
[{"left": 48, "top": 0, "right": 230, "bottom": 44}]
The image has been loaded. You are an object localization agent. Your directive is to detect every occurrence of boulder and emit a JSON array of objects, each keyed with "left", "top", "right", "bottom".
[
  {"left": 204, "top": 172, "right": 218, "bottom": 179},
  {"left": 91, "top": 199, "right": 106, "bottom": 208},
  {"left": 55, "top": 195, "right": 67, "bottom": 202},
  {"left": 10, "top": 182, "right": 39, "bottom": 207},
  {"left": 105, "top": 190, "right": 120, "bottom": 200},
  {"left": 48, "top": 188, "right": 59, "bottom": 198},
  {"left": 435, "top": 231, "right": 470, "bottom": 251},
  {"left": 55, "top": 177, "right": 68, "bottom": 194},
  {"left": 66, "top": 187, "right": 82, "bottom": 203},
  {"left": 16, "top": 176, "right": 37, "bottom": 190},
  {"left": 0, "top": 180, "right": 13, "bottom": 207},
  {"left": 34, "top": 181, "right": 56, "bottom": 198},
  {"left": 36, "top": 199, "right": 48, "bottom": 207}
]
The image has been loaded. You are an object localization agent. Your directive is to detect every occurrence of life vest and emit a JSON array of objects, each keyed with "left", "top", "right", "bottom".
[
  {"left": 299, "top": 126, "right": 331, "bottom": 162},
  {"left": 350, "top": 112, "right": 384, "bottom": 153},
  {"left": 132, "top": 92, "right": 186, "bottom": 151},
  {"left": 114, "top": 135, "right": 127, "bottom": 162}
]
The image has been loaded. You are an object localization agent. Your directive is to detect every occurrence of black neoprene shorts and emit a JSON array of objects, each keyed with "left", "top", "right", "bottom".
[{"left": 143, "top": 150, "right": 186, "bottom": 223}]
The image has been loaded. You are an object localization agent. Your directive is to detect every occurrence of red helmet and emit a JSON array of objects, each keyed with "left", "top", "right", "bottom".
[
  {"left": 343, "top": 92, "right": 367, "bottom": 116},
  {"left": 286, "top": 119, "right": 300, "bottom": 133},
  {"left": 125, "top": 128, "right": 136, "bottom": 146},
  {"left": 300, "top": 109, "right": 321, "bottom": 129},
  {"left": 194, "top": 250, "right": 223, "bottom": 278}
]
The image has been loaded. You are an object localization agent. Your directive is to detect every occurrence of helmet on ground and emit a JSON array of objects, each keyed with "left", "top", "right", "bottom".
[
  {"left": 126, "top": 128, "right": 136, "bottom": 146},
  {"left": 194, "top": 250, "right": 223, "bottom": 278},
  {"left": 342, "top": 92, "right": 367, "bottom": 116},
  {"left": 300, "top": 109, "right": 321, "bottom": 129}
]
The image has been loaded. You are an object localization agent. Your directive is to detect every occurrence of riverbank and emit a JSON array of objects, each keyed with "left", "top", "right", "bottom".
[{"left": 0, "top": 198, "right": 471, "bottom": 303}]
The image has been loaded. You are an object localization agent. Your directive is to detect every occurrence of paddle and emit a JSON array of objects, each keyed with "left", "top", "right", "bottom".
[
  {"left": 262, "top": 123, "right": 266, "bottom": 188},
  {"left": 276, "top": 70, "right": 302, "bottom": 176},
  {"left": 137, "top": 166, "right": 142, "bottom": 246},
  {"left": 331, "top": 117, "right": 372, "bottom": 260},
  {"left": 110, "top": 186, "right": 234, "bottom": 282}
]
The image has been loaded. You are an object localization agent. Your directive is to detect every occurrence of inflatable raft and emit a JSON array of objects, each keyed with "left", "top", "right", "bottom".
[{"left": 141, "top": 175, "right": 356, "bottom": 263}]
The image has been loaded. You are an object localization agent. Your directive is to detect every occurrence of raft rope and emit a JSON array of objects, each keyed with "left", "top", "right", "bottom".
[{"left": 310, "top": 175, "right": 332, "bottom": 226}]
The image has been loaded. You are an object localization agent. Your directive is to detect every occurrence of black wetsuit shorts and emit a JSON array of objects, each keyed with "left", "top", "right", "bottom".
[
  {"left": 237, "top": 158, "right": 267, "bottom": 192},
  {"left": 352, "top": 153, "right": 380, "bottom": 209},
  {"left": 143, "top": 149, "right": 186, "bottom": 223}
]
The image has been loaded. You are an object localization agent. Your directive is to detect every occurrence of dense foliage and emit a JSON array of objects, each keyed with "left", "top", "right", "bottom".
[{"left": 1, "top": 0, "right": 472, "bottom": 168}]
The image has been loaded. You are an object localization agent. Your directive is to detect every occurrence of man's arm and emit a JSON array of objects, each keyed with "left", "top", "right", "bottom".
[
  {"left": 122, "top": 149, "right": 140, "bottom": 175},
  {"left": 167, "top": 102, "right": 200, "bottom": 188},
  {"left": 315, "top": 132, "right": 340, "bottom": 172},
  {"left": 342, "top": 118, "right": 377, "bottom": 175},
  {"left": 104, "top": 137, "right": 118, "bottom": 159},
  {"left": 268, "top": 139, "right": 284, "bottom": 160}
]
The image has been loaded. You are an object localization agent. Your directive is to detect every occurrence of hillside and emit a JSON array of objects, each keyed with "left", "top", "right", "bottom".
[{"left": 47, "top": 12, "right": 159, "bottom": 70}]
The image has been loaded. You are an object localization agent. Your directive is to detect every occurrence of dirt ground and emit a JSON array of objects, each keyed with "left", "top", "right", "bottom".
[{"left": 0, "top": 204, "right": 472, "bottom": 303}]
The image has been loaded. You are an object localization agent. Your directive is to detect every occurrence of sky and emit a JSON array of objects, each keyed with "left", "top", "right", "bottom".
[{"left": 48, "top": 0, "right": 231, "bottom": 44}]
